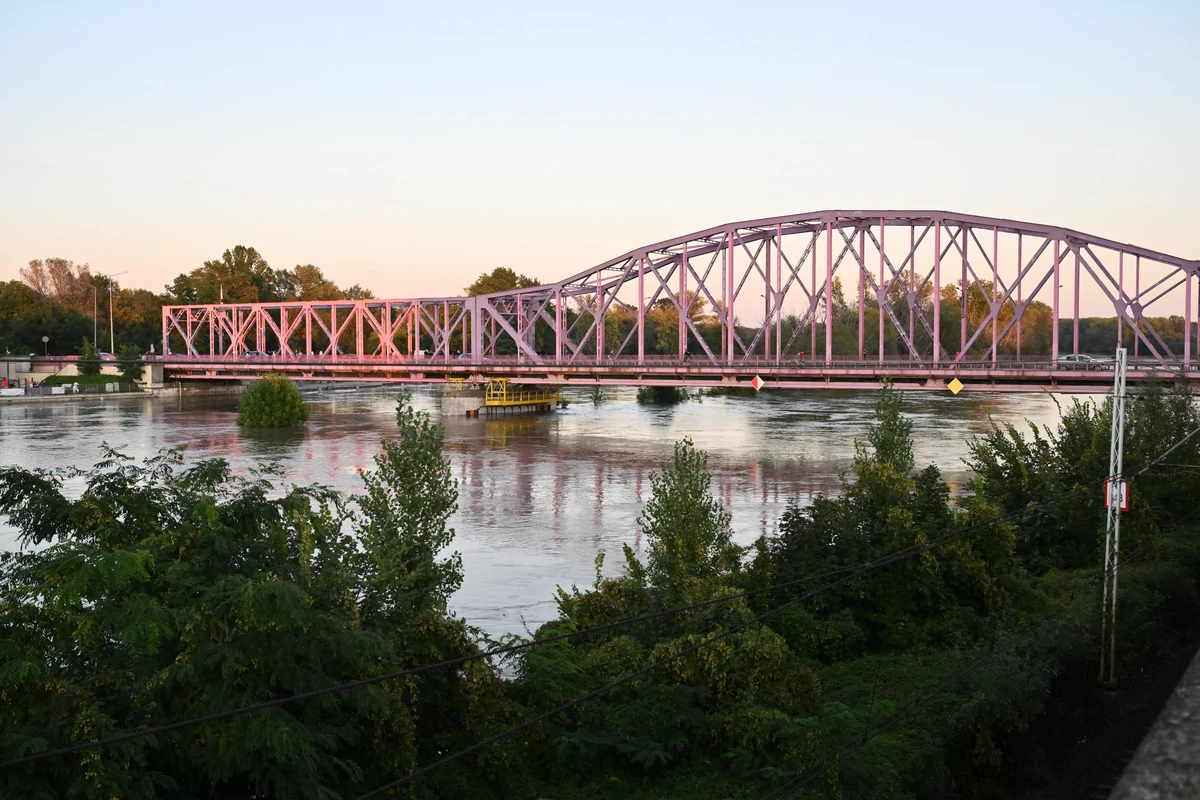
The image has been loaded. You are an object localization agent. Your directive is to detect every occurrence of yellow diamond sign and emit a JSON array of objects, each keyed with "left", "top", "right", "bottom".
[{"left": 947, "top": 378, "right": 964, "bottom": 395}]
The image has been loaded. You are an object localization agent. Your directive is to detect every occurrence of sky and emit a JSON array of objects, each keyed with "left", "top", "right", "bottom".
[{"left": 1, "top": 1, "right": 1197, "bottom": 305}]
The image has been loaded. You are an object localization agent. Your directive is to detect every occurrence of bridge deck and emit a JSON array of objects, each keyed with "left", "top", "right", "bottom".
[{"left": 158, "top": 356, "right": 1197, "bottom": 393}]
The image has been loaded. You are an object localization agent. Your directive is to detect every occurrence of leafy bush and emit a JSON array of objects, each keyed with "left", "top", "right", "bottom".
[
  {"left": 116, "top": 343, "right": 144, "bottom": 385},
  {"left": 77, "top": 337, "right": 101, "bottom": 376},
  {"left": 236, "top": 372, "right": 309, "bottom": 427},
  {"left": 637, "top": 385, "right": 688, "bottom": 404},
  {"left": 0, "top": 395, "right": 505, "bottom": 800}
]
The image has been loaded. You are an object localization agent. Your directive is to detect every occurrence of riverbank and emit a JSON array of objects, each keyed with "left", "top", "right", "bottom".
[{"left": 0, "top": 381, "right": 247, "bottom": 405}]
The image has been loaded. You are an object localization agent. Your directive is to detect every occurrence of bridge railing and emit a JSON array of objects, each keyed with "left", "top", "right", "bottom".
[{"left": 158, "top": 352, "right": 1197, "bottom": 373}]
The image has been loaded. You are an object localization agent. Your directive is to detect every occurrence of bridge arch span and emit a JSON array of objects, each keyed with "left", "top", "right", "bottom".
[{"left": 162, "top": 210, "right": 1199, "bottom": 391}]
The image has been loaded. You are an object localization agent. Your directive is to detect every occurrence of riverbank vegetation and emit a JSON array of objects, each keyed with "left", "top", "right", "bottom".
[
  {"left": 2, "top": 383, "right": 1199, "bottom": 799},
  {"left": 236, "top": 373, "right": 310, "bottom": 427}
]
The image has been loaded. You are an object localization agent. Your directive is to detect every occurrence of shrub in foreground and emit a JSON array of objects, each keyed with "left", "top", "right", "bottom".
[{"left": 237, "top": 372, "right": 309, "bottom": 427}]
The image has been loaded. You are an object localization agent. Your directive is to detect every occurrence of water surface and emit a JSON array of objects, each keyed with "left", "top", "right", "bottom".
[{"left": 0, "top": 386, "right": 1081, "bottom": 637}]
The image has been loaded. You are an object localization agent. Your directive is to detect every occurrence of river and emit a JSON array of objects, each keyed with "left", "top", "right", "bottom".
[{"left": 0, "top": 386, "right": 1083, "bottom": 638}]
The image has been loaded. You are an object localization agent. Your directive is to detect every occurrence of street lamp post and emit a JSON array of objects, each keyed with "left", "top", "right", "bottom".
[
  {"left": 42, "top": 335, "right": 49, "bottom": 356},
  {"left": 103, "top": 271, "right": 128, "bottom": 353}
]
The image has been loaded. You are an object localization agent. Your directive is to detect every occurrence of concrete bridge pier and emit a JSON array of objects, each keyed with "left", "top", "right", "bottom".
[{"left": 440, "top": 388, "right": 485, "bottom": 418}]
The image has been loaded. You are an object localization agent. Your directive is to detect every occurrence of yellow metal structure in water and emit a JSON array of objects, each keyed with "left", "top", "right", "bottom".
[{"left": 484, "top": 378, "right": 560, "bottom": 408}]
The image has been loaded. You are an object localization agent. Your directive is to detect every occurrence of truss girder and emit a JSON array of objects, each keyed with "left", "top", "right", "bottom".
[{"left": 162, "top": 211, "right": 1199, "bottom": 372}]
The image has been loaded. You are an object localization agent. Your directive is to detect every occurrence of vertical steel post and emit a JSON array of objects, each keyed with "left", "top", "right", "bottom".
[
  {"left": 1052, "top": 241, "right": 1061, "bottom": 364},
  {"left": 680, "top": 242, "right": 688, "bottom": 358},
  {"left": 1080, "top": 247, "right": 1089, "bottom": 352},
  {"left": 933, "top": 221, "right": 941, "bottom": 364},
  {"left": 555, "top": 289, "right": 563, "bottom": 361},
  {"left": 1186, "top": 270, "right": 1193, "bottom": 369},
  {"left": 811, "top": 230, "right": 818, "bottom": 359},
  {"left": 992, "top": 227, "right": 998, "bottom": 364},
  {"left": 825, "top": 221, "right": 833, "bottom": 364},
  {"left": 776, "top": 224, "right": 783, "bottom": 361},
  {"left": 879, "top": 218, "right": 885, "bottom": 364},
  {"left": 960, "top": 226, "right": 968, "bottom": 362},
  {"left": 1099, "top": 347, "right": 1128, "bottom": 689},
  {"left": 595, "top": 270, "right": 603, "bottom": 363},
  {"left": 637, "top": 258, "right": 645, "bottom": 365},
  {"left": 764, "top": 234, "right": 771, "bottom": 359},
  {"left": 1118, "top": 252, "right": 1124, "bottom": 348},
  {"left": 908, "top": 224, "right": 915, "bottom": 361},
  {"left": 331, "top": 306, "right": 338, "bottom": 356},
  {"left": 857, "top": 228, "right": 865, "bottom": 361},
  {"left": 1135, "top": 257, "right": 1141, "bottom": 359},
  {"left": 728, "top": 230, "right": 737, "bottom": 363},
  {"left": 356, "top": 306, "right": 364, "bottom": 357},
  {"left": 1016, "top": 234, "right": 1023, "bottom": 359}
]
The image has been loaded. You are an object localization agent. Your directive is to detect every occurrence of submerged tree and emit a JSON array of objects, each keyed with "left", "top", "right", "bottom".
[{"left": 236, "top": 373, "right": 309, "bottom": 427}]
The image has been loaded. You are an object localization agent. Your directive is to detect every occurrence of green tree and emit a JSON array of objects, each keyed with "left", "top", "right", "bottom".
[
  {"left": 236, "top": 373, "right": 309, "bottom": 427},
  {"left": 116, "top": 344, "right": 144, "bottom": 385},
  {"left": 465, "top": 267, "right": 540, "bottom": 296},
  {"left": 288, "top": 264, "right": 342, "bottom": 301},
  {"left": 771, "top": 383, "right": 1014, "bottom": 653},
  {"left": 166, "top": 246, "right": 290, "bottom": 304},
  {"left": 0, "top": 394, "right": 508, "bottom": 800},
  {"left": 77, "top": 338, "right": 101, "bottom": 376},
  {"left": 632, "top": 437, "right": 738, "bottom": 604},
  {"left": 356, "top": 390, "right": 463, "bottom": 620},
  {"left": 636, "top": 385, "right": 689, "bottom": 404}
]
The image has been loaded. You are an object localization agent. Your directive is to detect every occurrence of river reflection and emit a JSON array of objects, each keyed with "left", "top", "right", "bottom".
[{"left": 0, "top": 385, "right": 1081, "bottom": 638}]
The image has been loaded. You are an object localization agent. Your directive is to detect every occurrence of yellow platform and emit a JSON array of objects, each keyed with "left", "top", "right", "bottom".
[{"left": 484, "top": 378, "right": 560, "bottom": 407}]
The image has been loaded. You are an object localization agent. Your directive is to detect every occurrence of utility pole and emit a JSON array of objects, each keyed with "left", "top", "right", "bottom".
[
  {"left": 1099, "top": 347, "right": 1128, "bottom": 689},
  {"left": 105, "top": 271, "right": 128, "bottom": 353}
]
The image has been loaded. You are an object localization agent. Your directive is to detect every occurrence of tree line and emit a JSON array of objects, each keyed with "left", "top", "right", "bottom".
[
  {"left": 2, "top": 381, "right": 1199, "bottom": 798},
  {"left": 0, "top": 249, "right": 374, "bottom": 357}
]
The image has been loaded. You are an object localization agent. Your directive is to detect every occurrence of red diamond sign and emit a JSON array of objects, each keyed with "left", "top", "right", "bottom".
[{"left": 750, "top": 375, "right": 764, "bottom": 391}]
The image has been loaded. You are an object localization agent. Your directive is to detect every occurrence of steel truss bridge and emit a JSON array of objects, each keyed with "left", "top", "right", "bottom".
[{"left": 161, "top": 211, "right": 1200, "bottom": 393}]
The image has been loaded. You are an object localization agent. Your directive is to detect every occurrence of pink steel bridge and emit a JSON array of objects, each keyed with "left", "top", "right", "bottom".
[{"left": 161, "top": 211, "right": 1200, "bottom": 392}]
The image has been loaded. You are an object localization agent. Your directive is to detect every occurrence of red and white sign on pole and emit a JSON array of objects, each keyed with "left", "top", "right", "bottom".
[
  {"left": 750, "top": 375, "right": 764, "bottom": 391},
  {"left": 1103, "top": 478, "right": 1129, "bottom": 511}
]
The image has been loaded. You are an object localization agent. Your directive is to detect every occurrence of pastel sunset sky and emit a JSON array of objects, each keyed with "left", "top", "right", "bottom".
[{"left": 2, "top": 1, "right": 1196, "bottom": 306}]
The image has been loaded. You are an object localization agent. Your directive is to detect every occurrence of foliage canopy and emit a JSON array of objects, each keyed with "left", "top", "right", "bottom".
[{"left": 236, "top": 373, "right": 309, "bottom": 428}]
